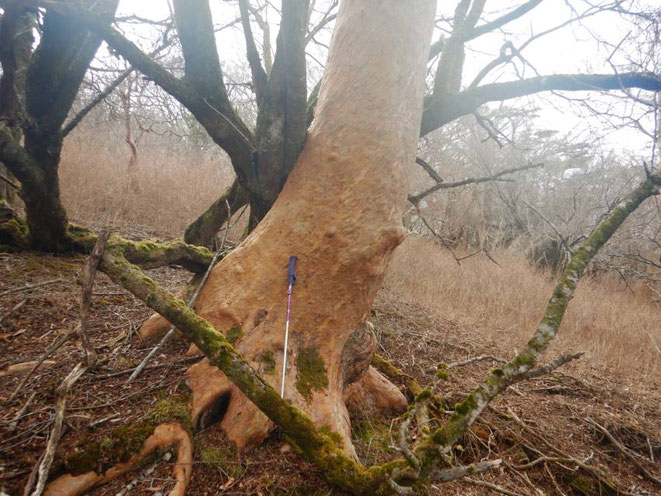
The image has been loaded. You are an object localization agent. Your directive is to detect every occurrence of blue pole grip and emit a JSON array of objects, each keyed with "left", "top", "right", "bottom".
[{"left": 288, "top": 255, "right": 298, "bottom": 285}]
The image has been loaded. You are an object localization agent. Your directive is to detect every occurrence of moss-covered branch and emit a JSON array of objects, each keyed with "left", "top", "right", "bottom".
[
  {"left": 184, "top": 178, "right": 249, "bottom": 247},
  {"left": 414, "top": 173, "right": 661, "bottom": 476},
  {"left": 66, "top": 228, "right": 213, "bottom": 273},
  {"left": 98, "top": 249, "right": 396, "bottom": 495}
]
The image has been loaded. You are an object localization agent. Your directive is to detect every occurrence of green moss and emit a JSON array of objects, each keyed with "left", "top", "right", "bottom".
[
  {"left": 414, "top": 388, "right": 433, "bottom": 402},
  {"left": 453, "top": 394, "right": 478, "bottom": 416},
  {"left": 226, "top": 324, "right": 244, "bottom": 344},
  {"left": 352, "top": 419, "right": 391, "bottom": 452},
  {"left": 257, "top": 350, "right": 276, "bottom": 375},
  {"left": 295, "top": 347, "right": 329, "bottom": 400},
  {"left": 61, "top": 394, "right": 192, "bottom": 475},
  {"left": 199, "top": 446, "right": 244, "bottom": 478},
  {"left": 319, "top": 425, "right": 344, "bottom": 447}
]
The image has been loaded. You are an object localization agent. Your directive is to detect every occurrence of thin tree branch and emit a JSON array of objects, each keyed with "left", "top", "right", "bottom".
[
  {"left": 238, "top": 0, "right": 268, "bottom": 102},
  {"left": 415, "top": 156, "right": 443, "bottom": 184},
  {"left": 62, "top": 68, "right": 133, "bottom": 137},
  {"left": 470, "top": 0, "right": 544, "bottom": 40},
  {"left": 408, "top": 162, "right": 543, "bottom": 205}
]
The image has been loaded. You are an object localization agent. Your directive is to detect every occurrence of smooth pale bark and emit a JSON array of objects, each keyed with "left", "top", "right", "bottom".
[{"left": 182, "top": 0, "right": 436, "bottom": 454}]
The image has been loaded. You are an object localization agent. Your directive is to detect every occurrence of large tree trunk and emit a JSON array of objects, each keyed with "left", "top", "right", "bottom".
[{"left": 183, "top": 0, "right": 435, "bottom": 455}]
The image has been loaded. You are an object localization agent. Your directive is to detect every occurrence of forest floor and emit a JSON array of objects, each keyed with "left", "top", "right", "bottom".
[{"left": 1, "top": 237, "right": 660, "bottom": 496}]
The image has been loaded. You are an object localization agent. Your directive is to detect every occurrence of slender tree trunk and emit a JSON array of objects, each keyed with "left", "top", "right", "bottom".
[{"left": 184, "top": 0, "right": 435, "bottom": 455}]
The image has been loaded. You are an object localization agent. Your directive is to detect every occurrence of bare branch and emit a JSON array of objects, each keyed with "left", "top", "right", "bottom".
[
  {"left": 78, "top": 230, "right": 110, "bottom": 368},
  {"left": 62, "top": 68, "right": 133, "bottom": 137},
  {"left": 415, "top": 156, "right": 444, "bottom": 184},
  {"left": 238, "top": 0, "right": 268, "bottom": 101},
  {"left": 408, "top": 162, "right": 543, "bottom": 205},
  {"left": 421, "top": 72, "right": 661, "bottom": 136},
  {"left": 469, "top": 0, "right": 544, "bottom": 40},
  {"left": 432, "top": 459, "right": 502, "bottom": 482}
]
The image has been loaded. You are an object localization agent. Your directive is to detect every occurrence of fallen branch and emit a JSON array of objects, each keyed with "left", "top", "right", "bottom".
[
  {"left": 585, "top": 418, "right": 661, "bottom": 488},
  {"left": 78, "top": 230, "right": 109, "bottom": 367},
  {"left": 25, "top": 232, "right": 110, "bottom": 495},
  {"left": 413, "top": 173, "right": 661, "bottom": 475},
  {"left": 448, "top": 355, "right": 507, "bottom": 369},
  {"left": 504, "top": 408, "right": 620, "bottom": 493},
  {"left": 6, "top": 328, "right": 76, "bottom": 404},
  {"left": 7, "top": 391, "right": 36, "bottom": 433},
  {"left": 464, "top": 477, "right": 524, "bottom": 496},
  {"left": 26, "top": 363, "right": 87, "bottom": 496},
  {"left": 433, "top": 459, "right": 502, "bottom": 482},
  {"left": 98, "top": 249, "right": 386, "bottom": 494},
  {"left": 0, "top": 279, "right": 62, "bottom": 297}
]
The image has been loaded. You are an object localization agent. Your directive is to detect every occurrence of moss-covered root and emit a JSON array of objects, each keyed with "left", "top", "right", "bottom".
[
  {"left": 416, "top": 174, "right": 661, "bottom": 476},
  {"left": 45, "top": 422, "right": 193, "bottom": 496},
  {"left": 98, "top": 250, "right": 392, "bottom": 495}
]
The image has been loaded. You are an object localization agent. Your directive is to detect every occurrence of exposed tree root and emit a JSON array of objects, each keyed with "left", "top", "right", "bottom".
[
  {"left": 344, "top": 366, "right": 408, "bottom": 418},
  {"left": 44, "top": 423, "right": 193, "bottom": 496}
]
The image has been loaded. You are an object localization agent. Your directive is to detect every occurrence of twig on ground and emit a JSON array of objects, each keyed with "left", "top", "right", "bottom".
[
  {"left": 128, "top": 200, "right": 232, "bottom": 382},
  {"left": 26, "top": 363, "right": 87, "bottom": 496},
  {"left": 0, "top": 298, "right": 27, "bottom": 329},
  {"left": 6, "top": 328, "right": 77, "bottom": 404},
  {"left": 7, "top": 391, "right": 36, "bottom": 433},
  {"left": 505, "top": 408, "right": 620, "bottom": 493},
  {"left": 433, "top": 459, "right": 502, "bottom": 482},
  {"left": 464, "top": 477, "right": 524, "bottom": 496},
  {"left": 23, "top": 234, "right": 110, "bottom": 496},
  {"left": 92, "top": 355, "right": 200, "bottom": 379},
  {"left": 448, "top": 355, "right": 507, "bottom": 369},
  {"left": 89, "top": 412, "right": 121, "bottom": 428},
  {"left": 585, "top": 418, "right": 661, "bottom": 488},
  {"left": 0, "top": 279, "right": 63, "bottom": 297}
]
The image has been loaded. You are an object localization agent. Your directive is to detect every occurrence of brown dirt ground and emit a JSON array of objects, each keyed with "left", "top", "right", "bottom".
[{"left": 1, "top": 249, "right": 660, "bottom": 496}]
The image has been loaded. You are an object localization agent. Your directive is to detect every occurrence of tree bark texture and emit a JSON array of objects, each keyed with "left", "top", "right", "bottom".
[{"left": 181, "top": 0, "right": 436, "bottom": 455}]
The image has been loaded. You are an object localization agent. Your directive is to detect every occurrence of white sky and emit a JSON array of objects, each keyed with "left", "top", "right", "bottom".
[{"left": 113, "top": 0, "right": 659, "bottom": 158}]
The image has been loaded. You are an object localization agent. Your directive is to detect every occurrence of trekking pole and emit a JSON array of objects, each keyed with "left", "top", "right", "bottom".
[{"left": 280, "top": 255, "right": 298, "bottom": 398}]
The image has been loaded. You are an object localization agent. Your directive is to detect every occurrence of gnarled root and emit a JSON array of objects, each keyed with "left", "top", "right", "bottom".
[
  {"left": 44, "top": 423, "right": 193, "bottom": 496},
  {"left": 344, "top": 366, "right": 408, "bottom": 419}
]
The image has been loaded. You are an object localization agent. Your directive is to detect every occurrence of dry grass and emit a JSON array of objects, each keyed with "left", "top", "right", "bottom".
[
  {"left": 57, "top": 132, "right": 660, "bottom": 390},
  {"left": 59, "top": 128, "right": 235, "bottom": 237},
  {"left": 382, "top": 235, "right": 661, "bottom": 391}
]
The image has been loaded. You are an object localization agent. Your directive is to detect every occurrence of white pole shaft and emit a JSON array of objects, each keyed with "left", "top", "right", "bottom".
[{"left": 280, "top": 283, "right": 294, "bottom": 398}]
